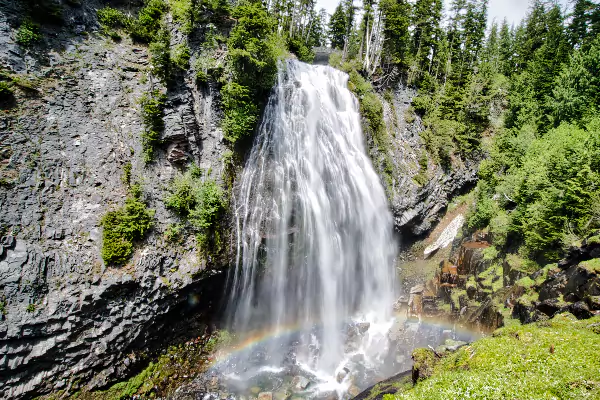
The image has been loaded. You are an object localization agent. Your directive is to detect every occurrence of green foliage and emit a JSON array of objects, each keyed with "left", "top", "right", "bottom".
[
  {"left": 221, "top": 82, "right": 259, "bottom": 143},
  {"left": 165, "top": 165, "right": 227, "bottom": 252},
  {"left": 379, "top": 0, "right": 411, "bottom": 67},
  {"left": 149, "top": 29, "right": 172, "bottom": 82},
  {"left": 467, "top": 186, "right": 499, "bottom": 229},
  {"left": 121, "top": 162, "right": 132, "bottom": 186},
  {"left": 130, "top": 0, "right": 167, "bottom": 43},
  {"left": 471, "top": 119, "right": 600, "bottom": 262},
  {"left": 100, "top": 187, "right": 155, "bottom": 266},
  {"left": 220, "top": 1, "right": 283, "bottom": 144},
  {"left": 169, "top": 0, "right": 194, "bottom": 34},
  {"left": 551, "top": 37, "right": 600, "bottom": 126},
  {"left": 164, "top": 223, "right": 184, "bottom": 243},
  {"left": 171, "top": 43, "right": 191, "bottom": 70},
  {"left": 16, "top": 20, "right": 41, "bottom": 47},
  {"left": 26, "top": 303, "right": 36, "bottom": 313},
  {"left": 390, "top": 314, "right": 600, "bottom": 399},
  {"left": 286, "top": 37, "right": 315, "bottom": 63},
  {"left": 97, "top": 6, "right": 130, "bottom": 32},
  {"left": 139, "top": 90, "right": 166, "bottom": 163}
]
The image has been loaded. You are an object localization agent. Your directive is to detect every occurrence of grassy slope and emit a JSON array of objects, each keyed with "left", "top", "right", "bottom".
[{"left": 386, "top": 314, "right": 600, "bottom": 400}]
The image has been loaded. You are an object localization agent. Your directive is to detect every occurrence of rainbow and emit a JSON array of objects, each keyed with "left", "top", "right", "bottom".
[{"left": 207, "top": 313, "right": 482, "bottom": 369}]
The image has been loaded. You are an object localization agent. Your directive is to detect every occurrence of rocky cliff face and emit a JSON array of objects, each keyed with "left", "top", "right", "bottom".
[
  {"left": 0, "top": 2, "right": 230, "bottom": 398},
  {"left": 373, "top": 85, "right": 478, "bottom": 239}
]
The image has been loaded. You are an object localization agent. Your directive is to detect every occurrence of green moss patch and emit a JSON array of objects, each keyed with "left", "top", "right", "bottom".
[{"left": 580, "top": 258, "right": 600, "bottom": 274}]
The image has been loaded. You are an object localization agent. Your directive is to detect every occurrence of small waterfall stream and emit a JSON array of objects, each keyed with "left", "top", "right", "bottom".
[{"left": 225, "top": 59, "right": 397, "bottom": 390}]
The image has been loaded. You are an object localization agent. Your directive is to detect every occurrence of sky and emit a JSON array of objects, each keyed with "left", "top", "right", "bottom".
[{"left": 316, "top": 0, "right": 571, "bottom": 29}]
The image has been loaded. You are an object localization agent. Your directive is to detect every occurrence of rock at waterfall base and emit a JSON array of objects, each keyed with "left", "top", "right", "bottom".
[
  {"left": 258, "top": 392, "right": 273, "bottom": 400},
  {"left": 292, "top": 376, "right": 310, "bottom": 391}
]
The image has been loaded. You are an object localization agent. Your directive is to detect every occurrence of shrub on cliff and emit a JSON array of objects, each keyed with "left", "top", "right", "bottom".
[
  {"left": 16, "top": 20, "right": 41, "bottom": 47},
  {"left": 139, "top": 90, "right": 167, "bottom": 163},
  {"left": 101, "top": 185, "right": 155, "bottom": 266},
  {"left": 0, "top": 82, "right": 15, "bottom": 107},
  {"left": 221, "top": 0, "right": 284, "bottom": 144},
  {"left": 165, "top": 165, "right": 227, "bottom": 252},
  {"left": 130, "top": 0, "right": 167, "bottom": 43}
]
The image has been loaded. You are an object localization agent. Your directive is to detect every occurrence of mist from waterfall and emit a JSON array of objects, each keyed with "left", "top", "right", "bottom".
[{"left": 226, "top": 59, "right": 397, "bottom": 379}]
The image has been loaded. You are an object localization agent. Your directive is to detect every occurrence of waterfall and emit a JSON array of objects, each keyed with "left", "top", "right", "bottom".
[{"left": 227, "top": 59, "right": 397, "bottom": 379}]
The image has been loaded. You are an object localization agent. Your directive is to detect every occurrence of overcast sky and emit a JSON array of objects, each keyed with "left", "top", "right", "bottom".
[{"left": 316, "top": 0, "right": 572, "bottom": 29}]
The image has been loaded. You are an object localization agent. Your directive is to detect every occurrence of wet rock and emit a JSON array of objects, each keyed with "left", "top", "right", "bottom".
[
  {"left": 274, "top": 391, "right": 289, "bottom": 400},
  {"left": 587, "top": 296, "right": 600, "bottom": 311},
  {"left": 291, "top": 376, "right": 310, "bottom": 391},
  {"left": 336, "top": 367, "right": 350, "bottom": 383},
  {"left": 356, "top": 322, "right": 370, "bottom": 334},
  {"left": 351, "top": 370, "right": 412, "bottom": 400},
  {"left": 258, "top": 392, "right": 273, "bottom": 400},
  {"left": 0, "top": 5, "right": 229, "bottom": 397},
  {"left": 558, "top": 233, "right": 600, "bottom": 270},
  {"left": 208, "top": 376, "right": 220, "bottom": 391},
  {"left": 512, "top": 301, "right": 546, "bottom": 324},
  {"left": 376, "top": 85, "right": 479, "bottom": 237},
  {"left": 348, "top": 385, "right": 361, "bottom": 397},
  {"left": 457, "top": 241, "right": 491, "bottom": 276}
]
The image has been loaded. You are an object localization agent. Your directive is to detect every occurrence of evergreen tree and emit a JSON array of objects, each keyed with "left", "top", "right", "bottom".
[
  {"left": 379, "top": 0, "right": 411, "bottom": 67},
  {"left": 329, "top": 2, "right": 346, "bottom": 49},
  {"left": 411, "top": 0, "right": 443, "bottom": 78},
  {"left": 484, "top": 22, "right": 500, "bottom": 72},
  {"left": 568, "top": 0, "right": 600, "bottom": 49},
  {"left": 498, "top": 19, "right": 514, "bottom": 76},
  {"left": 551, "top": 37, "right": 600, "bottom": 124}
]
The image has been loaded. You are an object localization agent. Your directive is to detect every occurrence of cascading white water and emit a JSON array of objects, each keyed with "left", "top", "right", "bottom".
[{"left": 227, "top": 59, "right": 397, "bottom": 382}]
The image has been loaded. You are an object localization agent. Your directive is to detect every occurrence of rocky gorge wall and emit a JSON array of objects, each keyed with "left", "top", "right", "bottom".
[
  {"left": 372, "top": 85, "right": 479, "bottom": 241},
  {"left": 0, "top": 1, "right": 231, "bottom": 398}
]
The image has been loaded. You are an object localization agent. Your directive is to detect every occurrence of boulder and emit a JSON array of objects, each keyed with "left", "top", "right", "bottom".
[
  {"left": 568, "top": 301, "right": 593, "bottom": 320},
  {"left": 291, "top": 376, "right": 310, "bottom": 392},
  {"left": 536, "top": 299, "right": 566, "bottom": 317},
  {"left": 258, "top": 392, "right": 273, "bottom": 400}
]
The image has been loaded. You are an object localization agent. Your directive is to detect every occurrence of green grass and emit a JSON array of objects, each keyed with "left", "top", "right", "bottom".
[
  {"left": 387, "top": 314, "right": 600, "bottom": 399},
  {"left": 580, "top": 258, "right": 600, "bottom": 274}
]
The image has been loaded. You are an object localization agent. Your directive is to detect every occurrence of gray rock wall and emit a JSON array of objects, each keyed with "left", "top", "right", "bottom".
[
  {"left": 0, "top": 2, "right": 230, "bottom": 398},
  {"left": 372, "top": 85, "right": 478, "bottom": 239}
]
